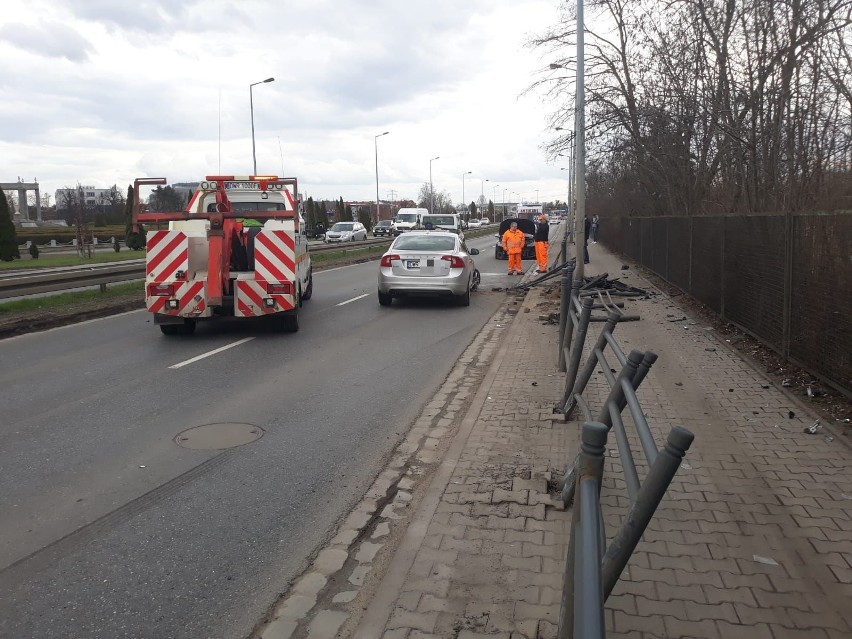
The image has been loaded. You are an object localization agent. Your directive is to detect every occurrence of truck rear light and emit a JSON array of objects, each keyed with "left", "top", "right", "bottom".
[
  {"left": 380, "top": 254, "right": 400, "bottom": 267},
  {"left": 266, "top": 282, "right": 293, "bottom": 295},
  {"left": 167, "top": 299, "right": 179, "bottom": 309},
  {"left": 148, "top": 283, "right": 175, "bottom": 297},
  {"left": 441, "top": 255, "right": 466, "bottom": 268}
]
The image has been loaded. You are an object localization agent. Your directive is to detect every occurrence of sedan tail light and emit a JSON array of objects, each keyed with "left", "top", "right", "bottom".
[
  {"left": 380, "top": 254, "right": 400, "bottom": 267},
  {"left": 441, "top": 255, "right": 466, "bottom": 268},
  {"left": 147, "top": 283, "right": 175, "bottom": 297}
]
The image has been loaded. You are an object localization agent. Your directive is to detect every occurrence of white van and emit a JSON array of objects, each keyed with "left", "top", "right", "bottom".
[{"left": 392, "top": 208, "right": 427, "bottom": 235}]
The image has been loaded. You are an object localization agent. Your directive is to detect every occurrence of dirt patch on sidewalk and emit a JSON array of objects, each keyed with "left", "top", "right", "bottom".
[{"left": 618, "top": 259, "right": 852, "bottom": 434}]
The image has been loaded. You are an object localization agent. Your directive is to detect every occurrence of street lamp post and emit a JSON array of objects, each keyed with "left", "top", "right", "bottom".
[
  {"left": 461, "top": 171, "right": 472, "bottom": 220},
  {"left": 492, "top": 184, "right": 499, "bottom": 220},
  {"left": 502, "top": 188, "right": 507, "bottom": 219},
  {"left": 429, "top": 156, "right": 440, "bottom": 213},
  {"left": 551, "top": 0, "right": 585, "bottom": 282},
  {"left": 375, "top": 131, "right": 389, "bottom": 223},
  {"left": 250, "top": 77, "right": 275, "bottom": 175}
]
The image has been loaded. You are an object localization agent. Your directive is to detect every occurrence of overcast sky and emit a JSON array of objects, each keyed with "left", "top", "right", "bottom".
[{"left": 1, "top": 0, "right": 571, "bottom": 208}]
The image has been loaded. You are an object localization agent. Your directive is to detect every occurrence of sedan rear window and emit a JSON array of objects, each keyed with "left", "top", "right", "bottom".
[{"left": 393, "top": 236, "right": 457, "bottom": 251}]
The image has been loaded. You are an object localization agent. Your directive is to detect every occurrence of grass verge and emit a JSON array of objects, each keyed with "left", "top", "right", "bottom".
[{"left": 0, "top": 282, "right": 142, "bottom": 314}]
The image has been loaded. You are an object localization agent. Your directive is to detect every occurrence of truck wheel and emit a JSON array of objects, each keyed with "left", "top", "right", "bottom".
[
  {"left": 160, "top": 324, "right": 180, "bottom": 335},
  {"left": 302, "top": 271, "right": 313, "bottom": 301},
  {"left": 273, "top": 309, "right": 299, "bottom": 333},
  {"left": 378, "top": 290, "right": 392, "bottom": 306},
  {"left": 182, "top": 319, "right": 197, "bottom": 335}
]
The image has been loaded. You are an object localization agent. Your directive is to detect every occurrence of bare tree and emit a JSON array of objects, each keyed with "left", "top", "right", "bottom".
[{"left": 531, "top": 0, "right": 852, "bottom": 216}]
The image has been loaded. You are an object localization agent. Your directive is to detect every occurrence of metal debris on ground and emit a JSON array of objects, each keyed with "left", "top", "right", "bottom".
[{"left": 803, "top": 420, "right": 822, "bottom": 434}]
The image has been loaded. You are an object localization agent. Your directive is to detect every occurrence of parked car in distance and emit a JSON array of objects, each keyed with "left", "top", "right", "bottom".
[
  {"left": 377, "top": 230, "right": 480, "bottom": 307},
  {"left": 373, "top": 219, "right": 393, "bottom": 237},
  {"left": 467, "top": 219, "right": 482, "bottom": 228},
  {"left": 494, "top": 217, "right": 536, "bottom": 260},
  {"left": 305, "top": 223, "right": 326, "bottom": 239},
  {"left": 325, "top": 221, "right": 367, "bottom": 243},
  {"left": 480, "top": 218, "right": 491, "bottom": 226}
]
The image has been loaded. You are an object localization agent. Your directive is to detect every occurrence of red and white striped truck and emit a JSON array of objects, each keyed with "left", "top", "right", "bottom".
[{"left": 132, "top": 175, "right": 312, "bottom": 335}]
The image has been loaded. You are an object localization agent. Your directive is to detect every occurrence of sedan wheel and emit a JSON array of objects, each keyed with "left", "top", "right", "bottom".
[
  {"left": 457, "top": 281, "right": 471, "bottom": 307},
  {"left": 378, "top": 290, "right": 392, "bottom": 306}
]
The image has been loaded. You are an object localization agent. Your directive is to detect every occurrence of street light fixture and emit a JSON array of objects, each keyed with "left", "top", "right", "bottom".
[
  {"left": 429, "top": 156, "right": 440, "bottom": 214},
  {"left": 375, "top": 131, "right": 389, "bottom": 224},
  {"left": 461, "top": 171, "right": 472, "bottom": 220},
  {"left": 250, "top": 77, "right": 275, "bottom": 175}
]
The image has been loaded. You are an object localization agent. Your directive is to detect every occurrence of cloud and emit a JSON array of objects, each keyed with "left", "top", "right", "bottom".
[
  {"left": 0, "top": 21, "right": 94, "bottom": 61},
  {"left": 2, "top": 0, "right": 572, "bottom": 204}
]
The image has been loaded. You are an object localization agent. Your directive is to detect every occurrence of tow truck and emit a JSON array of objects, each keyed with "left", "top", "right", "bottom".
[{"left": 132, "top": 175, "right": 312, "bottom": 335}]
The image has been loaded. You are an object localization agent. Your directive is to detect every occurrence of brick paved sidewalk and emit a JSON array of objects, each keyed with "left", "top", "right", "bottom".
[{"left": 347, "top": 237, "right": 852, "bottom": 639}]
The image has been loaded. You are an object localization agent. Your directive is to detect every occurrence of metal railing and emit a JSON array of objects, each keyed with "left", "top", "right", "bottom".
[
  {"left": 552, "top": 261, "right": 695, "bottom": 639},
  {"left": 559, "top": 421, "right": 694, "bottom": 639}
]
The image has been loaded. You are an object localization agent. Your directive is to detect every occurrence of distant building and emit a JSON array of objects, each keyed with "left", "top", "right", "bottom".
[{"left": 54, "top": 186, "right": 114, "bottom": 213}]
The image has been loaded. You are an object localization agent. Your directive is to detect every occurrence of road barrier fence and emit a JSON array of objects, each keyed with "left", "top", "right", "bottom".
[{"left": 552, "top": 262, "right": 695, "bottom": 639}]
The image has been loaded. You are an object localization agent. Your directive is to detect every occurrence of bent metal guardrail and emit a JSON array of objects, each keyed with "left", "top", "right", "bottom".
[
  {"left": 561, "top": 421, "right": 694, "bottom": 639},
  {"left": 553, "top": 263, "right": 695, "bottom": 639}
]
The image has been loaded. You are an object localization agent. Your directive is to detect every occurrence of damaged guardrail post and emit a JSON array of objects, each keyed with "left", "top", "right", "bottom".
[
  {"left": 558, "top": 421, "right": 608, "bottom": 639},
  {"left": 563, "top": 310, "right": 621, "bottom": 417},
  {"left": 558, "top": 263, "right": 575, "bottom": 372},
  {"left": 560, "top": 296, "right": 594, "bottom": 407},
  {"left": 601, "top": 426, "right": 694, "bottom": 599}
]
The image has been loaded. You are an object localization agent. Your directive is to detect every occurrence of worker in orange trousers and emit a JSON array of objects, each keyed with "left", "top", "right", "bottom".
[
  {"left": 502, "top": 221, "right": 526, "bottom": 275},
  {"left": 534, "top": 214, "right": 550, "bottom": 273}
]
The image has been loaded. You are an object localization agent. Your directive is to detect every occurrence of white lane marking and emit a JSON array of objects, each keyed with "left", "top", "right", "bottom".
[
  {"left": 169, "top": 337, "right": 255, "bottom": 369},
  {"left": 336, "top": 293, "right": 370, "bottom": 306}
]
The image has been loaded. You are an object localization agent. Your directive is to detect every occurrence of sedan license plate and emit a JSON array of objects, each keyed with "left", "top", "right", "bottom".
[{"left": 406, "top": 260, "right": 420, "bottom": 269}]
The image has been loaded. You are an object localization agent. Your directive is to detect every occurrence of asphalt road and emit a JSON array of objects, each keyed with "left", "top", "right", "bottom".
[{"left": 0, "top": 233, "right": 515, "bottom": 638}]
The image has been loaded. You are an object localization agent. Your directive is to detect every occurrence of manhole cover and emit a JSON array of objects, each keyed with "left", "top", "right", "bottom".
[{"left": 174, "top": 423, "right": 264, "bottom": 450}]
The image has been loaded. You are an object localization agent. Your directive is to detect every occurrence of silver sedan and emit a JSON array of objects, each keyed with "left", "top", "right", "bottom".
[{"left": 377, "top": 231, "right": 480, "bottom": 306}]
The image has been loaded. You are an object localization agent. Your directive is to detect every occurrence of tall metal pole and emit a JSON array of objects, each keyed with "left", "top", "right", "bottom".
[
  {"left": 429, "top": 156, "right": 440, "bottom": 213},
  {"left": 492, "top": 184, "right": 499, "bottom": 220},
  {"left": 250, "top": 77, "right": 275, "bottom": 175},
  {"left": 375, "top": 131, "right": 389, "bottom": 224},
  {"left": 462, "top": 171, "right": 471, "bottom": 220},
  {"left": 503, "top": 188, "right": 507, "bottom": 220},
  {"left": 574, "top": 0, "right": 586, "bottom": 282}
]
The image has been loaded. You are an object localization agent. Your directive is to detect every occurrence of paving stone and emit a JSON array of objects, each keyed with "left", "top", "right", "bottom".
[
  {"left": 314, "top": 548, "right": 348, "bottom": 575},
  {"left": 305, "top": 610, "right": 348, "bottom": 639}
]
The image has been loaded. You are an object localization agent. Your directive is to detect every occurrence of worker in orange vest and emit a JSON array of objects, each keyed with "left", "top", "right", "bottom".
[
  {"left": 534, "top": 214, "right": 550, "bottom": 273},
  {"left": 502, "top": 221, "right": 526, "bottom": 275}
]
